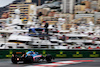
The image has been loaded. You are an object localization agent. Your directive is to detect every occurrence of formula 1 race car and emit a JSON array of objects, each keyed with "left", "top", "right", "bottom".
[{"left": 11, "top": 51, "right": 54, "bottom": 64}]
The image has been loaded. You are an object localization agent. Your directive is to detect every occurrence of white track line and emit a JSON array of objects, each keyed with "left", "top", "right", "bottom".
[{"left": 25, "top": 60, "right": 83, "bottom": 67}]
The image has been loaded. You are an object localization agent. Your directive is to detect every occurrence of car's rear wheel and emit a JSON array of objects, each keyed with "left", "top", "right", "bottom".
[
  {"left": 11, "top": 57, "right": 18, "bottom": 64},
  {"left": 11, "top": 53, "right": 19, "bottom": 64}
]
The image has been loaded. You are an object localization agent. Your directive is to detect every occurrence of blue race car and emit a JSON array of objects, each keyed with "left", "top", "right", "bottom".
[{"left": 11, "top": 51, "right": 54, "bottom": 64}]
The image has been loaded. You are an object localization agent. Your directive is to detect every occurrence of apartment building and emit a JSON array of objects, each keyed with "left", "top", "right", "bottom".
[
  {"left": 9, "top": 0, "right": 35, "bottom": 24},
  {"left": 62, "top": 0, "right": 75, "bottom": 13},
  {"left": 98, "top": 0, "right": 100, "bottom": 11}
]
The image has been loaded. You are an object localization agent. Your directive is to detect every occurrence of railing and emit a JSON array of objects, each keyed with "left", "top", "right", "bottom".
[
  {"left": 0, "top": 49, "right": 100, "bottom": 58},
  {"left": 66, "top": 39, "right": 92, "bottom": 43}
]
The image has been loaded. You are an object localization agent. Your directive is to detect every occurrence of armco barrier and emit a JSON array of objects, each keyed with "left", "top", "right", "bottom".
[{"left": 0, "top": 49, "right": 100, "bottom": 58}]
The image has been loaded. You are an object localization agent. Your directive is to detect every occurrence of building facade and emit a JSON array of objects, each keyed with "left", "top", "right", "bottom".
[
  {"left": 74, "top": 5, "right": 86, "bottom": 13},
  {"left": 81, "top": 1, "right": 91, "bottom": 8},
  {"left": 76, "top": 0, "right": 82, "bottom": 4},
  {"left": 75, "top": 14, "right": 94, "bottom": 24},
  {"left": 94, "top": 12, "right": 100, "bottom": 24},
  {"left": 91, "top": 1, "right": 98, "bottom": 10},
  {"left": 62, "top": 0, "right": 75, "bottom": 13},
  {"left": 9, "top": 0, "right": 35, "bottom": 24},
  {"left": 98, "top": 0, "right": 100, "bottom": 11}
]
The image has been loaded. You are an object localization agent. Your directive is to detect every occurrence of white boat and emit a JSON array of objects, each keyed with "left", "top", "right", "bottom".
[
  {"left": 65, "top": 33, "right": 93, "bottom": 43},
  {"left": 0, "top": 42, "right": 29, "bottom": 49}
]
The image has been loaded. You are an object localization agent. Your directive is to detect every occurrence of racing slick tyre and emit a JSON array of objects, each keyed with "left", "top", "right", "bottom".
[
  {"left": 24, "top": 56, "right": 33, "bottom": 63},
  {"left": 46, "top": 54, "right": 52, "bottom": 63},
  {"left": 11, "top": 57, "right": 18, "bottom": 64},
  {"left": 11, "top": 52, "right": 19, "bottom": 64}
]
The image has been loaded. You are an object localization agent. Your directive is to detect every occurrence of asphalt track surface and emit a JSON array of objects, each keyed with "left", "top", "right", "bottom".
[{"left": 0, "top": 58, "right": 100, "bottom": 67}]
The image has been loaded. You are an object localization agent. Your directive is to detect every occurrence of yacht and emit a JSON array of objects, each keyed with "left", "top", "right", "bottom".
[{"left": 65, "top": 32, "right": 93, "bottom": 44}]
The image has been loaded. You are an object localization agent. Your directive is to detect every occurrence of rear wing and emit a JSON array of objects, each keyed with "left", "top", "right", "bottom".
[{"left": 13, "top": 52, "right": 25, "bottom": 55}]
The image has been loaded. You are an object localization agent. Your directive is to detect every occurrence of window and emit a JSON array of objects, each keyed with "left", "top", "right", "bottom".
[
  {"left": 8, "top": 46, "right": 13, "bottom": 48},
  {"left": 0, "top": 44, "right": 4, "bottom": 47}
]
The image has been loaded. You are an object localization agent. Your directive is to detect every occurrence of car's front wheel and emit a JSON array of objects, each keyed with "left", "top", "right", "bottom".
[{"left": 46, "top": 54, "right": 52, "bottom": 62}]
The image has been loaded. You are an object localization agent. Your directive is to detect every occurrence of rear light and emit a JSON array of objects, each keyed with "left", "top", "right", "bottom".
[{"left": 17, "top": 58, "right": 19, "bottom": 61}]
